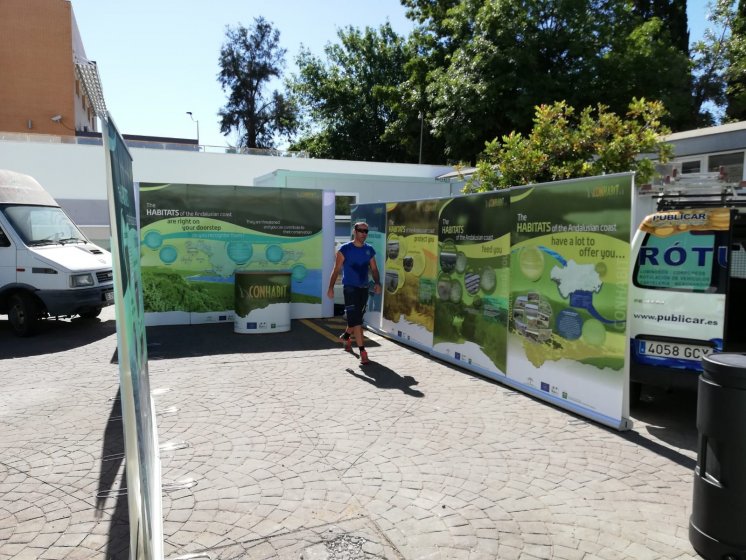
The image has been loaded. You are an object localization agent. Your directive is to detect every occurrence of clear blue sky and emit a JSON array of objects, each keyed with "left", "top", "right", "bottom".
[
  {"left": 71, "top": 0, "right": 415, "bottom": 148},
  {"left": 71, "top": 0, "right": 711, "bottom": 149}
]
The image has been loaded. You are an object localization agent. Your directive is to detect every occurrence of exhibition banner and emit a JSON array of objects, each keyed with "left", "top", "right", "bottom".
[
  {"left": 234, "top": 271, "right": 292, "bottom": 333},
  {"left": 433, "top": 192, "right": 511, "bottom": 375},
  {"left": 507, "top": 173, "right": 633, "bottom": 427},
  {"left": 382, "top": 199, "right": 440, "bottom": 348},
  {"left": 351, "top": 203, "right": 387, "bottom": 331},
  {"left": 102, "top": 116, "right": 163, "bottom": 558},
  {"left": 138, "top": 183, "right": 324, "bottom": 324}
]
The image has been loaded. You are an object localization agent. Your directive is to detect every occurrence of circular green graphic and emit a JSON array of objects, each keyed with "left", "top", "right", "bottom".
[
  {"left": 480, "top": 267, "right": 496, "bottom": 293},
  {"left": 464, "top": 269, "right": 481, "bottom": 295},
  {"left": 519, "top": 246, "right": 545, "bottom": 281},
  {"left": 291, "top": 264, "right": 307, "bottom": 282},
  {"left": 440, "top": 240, "right": 457, "bottom": 272},
  {"left": 226, "top": 241, "right": 253, "bottom": 264},
  {"left": 159, "top": 245, "right": 177, "bottom": 264},
  {"left": 449, "top": 281, "right": 462, "bottom": 304},
  {"left": 582, "top": 318, "right": 606, "bottom": 347},
  {"left": 437, "top": 274, "right": 451, "bottom": 300},
  {"left": 266, "top": 245, "right": 284, "bottom": 263},
  {"left": 455, "top": 252, "right": 467, "bottom": 274},
  {"left": 144, "top": 230, "right": 163, "bottom": 249}
]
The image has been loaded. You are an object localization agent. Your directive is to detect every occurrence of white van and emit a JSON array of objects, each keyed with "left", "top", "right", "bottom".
[
  {"left": 0, "top": 169, "right": 114, "bottom": 336},
  {"left": 629, "top": 190, "right": 746, "bottom": 397}
]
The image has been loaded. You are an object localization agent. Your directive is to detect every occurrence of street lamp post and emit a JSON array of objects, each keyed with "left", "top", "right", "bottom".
[
  {"left": 418, "top": 111, "right": 424, "bottom": 164},
  {"left": 186, "top": 111, "right": 200, "bottom": 150}
]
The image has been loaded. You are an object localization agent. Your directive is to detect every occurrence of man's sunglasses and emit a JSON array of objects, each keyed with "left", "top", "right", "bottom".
[{"left": 355, "top": 228, "right": 369, "bottom": 234}]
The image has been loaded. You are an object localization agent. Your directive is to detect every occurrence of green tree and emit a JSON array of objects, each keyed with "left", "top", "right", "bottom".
[
  {"left": 726, "top": 0, "right": 746, "bottom": 120},
  {"left": 218, "top": 17, "right": 297, "bottom": 149},
  {"left": 289, "top": 23, "right": 413, "bottom": 162},
  {"left": 401, "top": 0, "right": 695, "bottom": 162},
  {"left": 465, "top": 98, "right": 672, "bottom": 192}
]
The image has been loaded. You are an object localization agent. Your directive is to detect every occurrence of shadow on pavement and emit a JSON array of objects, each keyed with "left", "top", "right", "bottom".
[
  {"left": 142, "top": 319, "right": 379, "bottom": 360},
  {"left": 95, "top": 389, "right": 130, "bottom": 559},
  {"left": 629, "top": 385, "right": 699, "bottom": 457},
  {"left": 0, "top": 316, "right": 116, "bottom": 359},
  {"left": 345, "top": 363, "right": 424, "bottom": 397}
]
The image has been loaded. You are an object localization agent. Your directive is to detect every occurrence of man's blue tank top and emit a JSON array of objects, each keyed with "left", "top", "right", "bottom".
[{"left": 340, "top": 242, "right": 376, "bottom": 287}]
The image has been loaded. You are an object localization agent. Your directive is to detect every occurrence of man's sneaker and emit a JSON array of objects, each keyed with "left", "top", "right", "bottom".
[
  {"left": 360, "top": 349, "right": 370, "bottom": 364},
  {"left": 340, "top": 335, "right": 352, "bottom": 352}
]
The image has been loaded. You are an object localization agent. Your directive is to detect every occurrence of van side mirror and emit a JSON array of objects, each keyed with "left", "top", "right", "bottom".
[{"left": 0, "top": 229, "right": 10, "bottom": 247}]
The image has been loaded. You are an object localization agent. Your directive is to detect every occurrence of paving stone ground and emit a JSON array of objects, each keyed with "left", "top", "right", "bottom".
[{"left": 0, "top": 308, "right": 701, "bottom": 559}]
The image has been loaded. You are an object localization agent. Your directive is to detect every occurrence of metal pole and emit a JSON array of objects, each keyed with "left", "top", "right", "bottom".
[
  {"left": 418, "top": 111, "right": 424, "bottom": 164},
  {"left": 186, "top": 112, "right": 199, "bottom": 151}
]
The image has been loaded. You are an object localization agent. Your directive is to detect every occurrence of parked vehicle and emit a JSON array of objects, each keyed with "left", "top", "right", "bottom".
[
  {"left": 629, "top": 184, "right": 746, "bottom": 398},
  {"left": 0, "top": 169, "right": 114, "bottom": 336}
]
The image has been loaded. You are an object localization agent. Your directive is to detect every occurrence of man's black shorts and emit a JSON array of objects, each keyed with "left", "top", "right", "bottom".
[{"left": 343, "top": 285, "right": 368, "bottom": 327}]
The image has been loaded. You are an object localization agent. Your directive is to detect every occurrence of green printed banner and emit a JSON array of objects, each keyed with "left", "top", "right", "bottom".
[
  {"left": 138, "top": 183, "right": 324, "bottom": 324},
  {"left": 103, "top": 117, "right": 163, "bottom": 557},
  {"left": 433, "top": 192, "right": 511, "bottom": 374},
  {"left": 351, "top": 203, "right": 387, "bottom": 331},
  {"left": 234, "top": 271, "right": 291, "bottom": 333},
  {"left": 507, "top": 174, "right": 633, "bottom": 426},
  {"left": 382, "top": 199, "right": 440, "bottom": 348}
]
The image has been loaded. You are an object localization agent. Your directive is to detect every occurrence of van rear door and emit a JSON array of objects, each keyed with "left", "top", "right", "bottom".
[{"left": 629, "top": 208, "right": 731, "bottom": 382}]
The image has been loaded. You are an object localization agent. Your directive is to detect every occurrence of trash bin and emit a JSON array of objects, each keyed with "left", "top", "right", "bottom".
[
  {"left": 689, "top": 353, "right": 746, "bottom": 560},
  {"left": 234, "top": 271, "right": 291, "bottom": 334}
]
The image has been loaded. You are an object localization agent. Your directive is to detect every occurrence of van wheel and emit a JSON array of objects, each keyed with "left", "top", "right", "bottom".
[
  {"left": 8, "top": 292, "right": 40, "bottom": 337},
  {"left": 79, "top": 307, "right": 102, "bottom": 319}
]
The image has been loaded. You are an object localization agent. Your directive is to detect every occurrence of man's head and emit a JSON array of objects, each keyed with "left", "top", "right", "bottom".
[{"left": 353, "top": 222, "right": 369, "bottom": 240}]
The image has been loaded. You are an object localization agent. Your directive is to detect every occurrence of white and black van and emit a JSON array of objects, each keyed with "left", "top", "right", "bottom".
[
  {"left": 629, "top": 187, "right": 746, "bottom": 397},
  {"left": 0, "top": 169, "right": 114, "bottom": 336}
]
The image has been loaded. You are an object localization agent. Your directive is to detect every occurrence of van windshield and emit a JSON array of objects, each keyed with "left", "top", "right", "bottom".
[{"left": 1, "top": 205, "right": 88, "bottom": 246}]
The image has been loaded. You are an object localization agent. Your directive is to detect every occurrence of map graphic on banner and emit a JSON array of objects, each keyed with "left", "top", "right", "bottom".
[
  {"left": 433, "top": 192, "right": 511, "bottom": 375},
  {"left": 138, "top": 183, "right": 324, "bottom": 323},
  {"left": 351, "top": 203, "right": 386, "bottom": 331},
  {"left": 382, "top": 199, "right": 440, "bottom": 348},
  {"left": 507, "top": 174, "right": 633, "bottom": 425}
]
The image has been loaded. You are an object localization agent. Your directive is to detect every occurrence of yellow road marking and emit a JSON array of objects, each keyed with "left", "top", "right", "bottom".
[
  {"left": 300, "top": 318, "right": 383, "bottom": 345},
  {"left": 299, "top": 319, "right": 340, "bottom": 343}
]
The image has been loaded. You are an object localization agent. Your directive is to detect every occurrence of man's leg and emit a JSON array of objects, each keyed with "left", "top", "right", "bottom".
[
  {"left": 353, "top": 288, "right": 370, "bottom": 364},
  {"left": 343, "top": 286, "right": 362, "bottom": 352}
]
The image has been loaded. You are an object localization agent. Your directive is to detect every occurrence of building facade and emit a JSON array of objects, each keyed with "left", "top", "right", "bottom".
[{"left": 0, "top": 0, "right": 97, "bottom": 136}]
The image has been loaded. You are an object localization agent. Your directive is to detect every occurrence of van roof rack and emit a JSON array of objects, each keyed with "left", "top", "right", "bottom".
[{"left": 656, "top": 185, "right": 746, "bottom": 210}]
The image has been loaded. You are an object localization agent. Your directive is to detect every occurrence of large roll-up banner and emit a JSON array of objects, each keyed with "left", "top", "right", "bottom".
[
  {"left": 138, "top": 183, "right": 329, "bottom": 325},
  {"left": 354, "top": 173, "right": 633, "bottom": 430},
  {"left": 103, "top": 117, "right": 163, "bottom": 558},
  {"left": 138, "top": 175, "right": 632, "bottom": 428}
]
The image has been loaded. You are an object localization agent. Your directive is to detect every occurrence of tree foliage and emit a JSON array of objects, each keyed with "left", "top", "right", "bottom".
[
  {"left": 218, "top": 17, "right": 297, "bottom": 149},
  {"left": 289, "top": 23, "right": 415, "bottom": 162},
  {"left": 223, "top": 1, "right": 746, "bottom": 165},
  {"left": 399, "top": 0, "right": 694, "bottom": 162},
  {"left": 465, "top": 98, "right": 672, "bottom": 192},
  {"left": 726, "top": 0, "right": 746, "bottom": 120}
]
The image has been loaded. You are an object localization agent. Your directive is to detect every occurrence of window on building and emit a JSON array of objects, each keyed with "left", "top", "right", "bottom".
[
  {"left": 681, "top": 160, "right": 701, "bottom": 174},
  {"left": 708, "top": 151, "right": 744, "bottom": 183},
  {"left": 335, "top": 194, "right": 357, "bottom": 218}
]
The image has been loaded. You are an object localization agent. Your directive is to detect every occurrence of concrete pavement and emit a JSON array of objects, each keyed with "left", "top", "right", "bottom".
[{"left": 0, "top": 307, "right": 700, "bottom": 559}]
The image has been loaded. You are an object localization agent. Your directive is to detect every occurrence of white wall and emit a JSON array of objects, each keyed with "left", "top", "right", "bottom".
[{"left": 0, "top": 138, "right": 451, "bottom": 202}]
